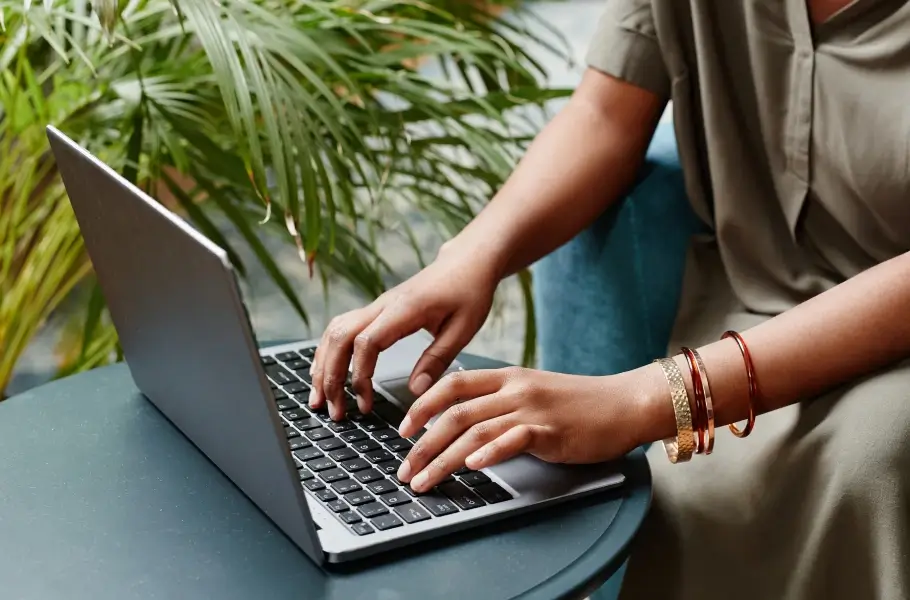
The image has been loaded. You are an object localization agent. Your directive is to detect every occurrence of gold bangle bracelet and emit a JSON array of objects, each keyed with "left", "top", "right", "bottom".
[
  {"left": 655, "top": 358, "right": 695, "bottom": 464},
  {"left": 691, "top": 349, "right": 715, "bottom": 455}
]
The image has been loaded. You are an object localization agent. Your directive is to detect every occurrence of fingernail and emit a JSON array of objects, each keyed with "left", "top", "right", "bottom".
[
  {"left": 411, "top": 471, "right": 429, "bottom": 492},
  {"left": 411, "top": 373, "right": 432, "bottom": 397},
  {"left": 397, "top": 459, "right": 412, "bottom": 482},
  {"left": 398, "top": 415, "right": 412, "bottom": 436}
]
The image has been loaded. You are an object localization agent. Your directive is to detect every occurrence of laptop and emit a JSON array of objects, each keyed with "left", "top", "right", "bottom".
[{"left": 47, "top": 126, "right": 625, "bottom": 564}]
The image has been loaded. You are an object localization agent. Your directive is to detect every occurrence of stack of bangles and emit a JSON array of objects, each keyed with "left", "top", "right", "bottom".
[{"left": 655, "top": 330, "right": 758, "bottom": 464}]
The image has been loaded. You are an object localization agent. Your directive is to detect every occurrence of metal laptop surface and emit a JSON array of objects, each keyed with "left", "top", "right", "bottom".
[{"left": 48, "top": 126, "right": 624, "bottom": 564}]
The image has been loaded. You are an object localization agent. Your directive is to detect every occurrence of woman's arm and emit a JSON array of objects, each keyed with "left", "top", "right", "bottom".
[{"left": 638, "top": 250, "right": 910, "bottom": 443}]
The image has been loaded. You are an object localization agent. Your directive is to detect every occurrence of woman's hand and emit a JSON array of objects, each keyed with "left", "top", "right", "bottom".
[
  {"left": 308, "top": 245, "right": 500, "bottom": 420},
  {"left": 396, "top": 366, "right": 665, "bottom": 493}
]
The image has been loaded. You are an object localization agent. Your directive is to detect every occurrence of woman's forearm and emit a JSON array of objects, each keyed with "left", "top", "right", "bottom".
[
  {"left": 446, "top": 69, "right": 665, "bottom": 280},
  {"left": 637, "top": 251, "right": 910, "bottom": 443}
]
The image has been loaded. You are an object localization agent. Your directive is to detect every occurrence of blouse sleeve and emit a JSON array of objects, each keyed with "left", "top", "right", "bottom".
[{"left": 585, "top": 0, "right": 670, "bottom": 98}]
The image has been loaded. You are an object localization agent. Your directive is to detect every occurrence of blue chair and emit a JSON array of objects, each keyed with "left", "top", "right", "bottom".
[{"left": 532, "top": 122, "right": 708, "bottom": 598}]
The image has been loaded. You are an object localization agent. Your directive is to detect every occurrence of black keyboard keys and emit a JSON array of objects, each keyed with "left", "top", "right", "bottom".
[
  {"left": 340, "top": 511, "right": 361, "bottom": 524},
  {"left": 353, "top": 468, "right": 384, "bottom": 484},
  {"left": 418, "top": 494, "right": 459, "bottom": 517},
  {"left": 276, "top": 399, "right": 298, "bottom": 411},
  {"left": 280, "top": 408, "right": 309, "bottom": 422},
  {"left": 344, "top": 490, "right": 374, "bottom": 506},
  {"left": 372, "top": 428, "right": 399, "bottom": 443},
  {"left": 285, "top": 359, "right": 308, "bottom": 370},
  {"left": 474, "top": 482, "right": 513, "bottom": 504},
  {"left": 366, "top": 479, "right": 397, "bottom": 495},
  {"left": 265, "top": 364, "right": 297, "bottom": 386},
  {"left": 272, "top": 388, "right": 288, "bottom": 400},
  {"left": 371, "top": 514, "right": 403, "bottom": 531},
  {"left": 378, "top": 459, "right": 401, "bottom": 475},
  {"left": 439, "top": 481, "right": 485, "bottom": 510},
  {"left": 314, "top": 489, "right": 336, "bottom": 502},
  {"left": 332, "top": 480, "right": 361, "bottom": 495},
  {"left": 306, "top": 457, "right": 335, "bottom": 472},
  {"left": 459, "top": 471, "right": 491, "bottom": 487},
  {"left": 298, "top": 468, "right": 314, "bottom": 481},
  {"left": 365, "top": 449, "right": 394, "bottom": 464},
  {"left": 351, "top": 439, "right": 380, "bottom": 454},
  {"left": 301, "top": 347, "right": 316, "bottom": 359},
  {"left": 396, "top": 504, "right": 431, "bottom": 524},
  {"left": 276, "top": 351, "right": 301, "bottom": 362},
  {"left": 285, "top": 426, "right": 300, "bottom": 439},
  {"left": 293, "top": 447, "right": 322, "bottom": 462},
  {"left": 288, "top": 438, "right": 312, "bottom": 452},
  {"left": 317, "top": 437, "right": 345, "bottom": 452},
  {"left": 327, "top": 420, "right": 356, "bottom": 433},
  {"left": 304, "top": 479, "right": 325, "bottom": 492},
  {"left": 319, "top": 468, "right": 348, "bottom": 483},
  {"left": 261, "top": 355, "right": 277, "bottom": 366},
  {"left": 379, "top": 490, "right": 411, "bottom": 507},
  {"left": 326, "top": 499, "right": 349, "bottom": 513},
  {"left": 305, "top": 427, "right": 333, "bottom": 441},
  {"left": 358, "top": 415, "right": 386, "bottom": 432},
  {"left": 328, "top": 448, "right": 357, "bottom": 462},
  {"left": 285, "top": 382, "right": 309, "bottom": 394},
  {"left": 340, "top": 458, "right": 371, "bottom": 472},
  {"left": 357, "top": 502, "right": 389, "bottom": 518},
  {"left": 340, "top": 429, "right": 368, "bottom": 443},
  {"left": 351, "top": 522, "right": 373, "bottom": 536},
  {"left": 385, "top": 438, "right": 412, "bottom": 453}
]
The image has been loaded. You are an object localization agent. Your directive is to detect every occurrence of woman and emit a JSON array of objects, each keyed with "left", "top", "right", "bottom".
[{"left": 308, "top": 0, "right": 910, "bottom": 597}]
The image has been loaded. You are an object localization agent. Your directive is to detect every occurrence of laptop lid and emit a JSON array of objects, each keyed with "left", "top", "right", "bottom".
[{"left": 47, "top": 126, "right": 324, "bottom": 562}]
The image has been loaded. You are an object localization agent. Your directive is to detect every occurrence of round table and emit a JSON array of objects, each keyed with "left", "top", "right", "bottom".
[{"left": 0, "top": 353, "right": 651, "bottom": 600}]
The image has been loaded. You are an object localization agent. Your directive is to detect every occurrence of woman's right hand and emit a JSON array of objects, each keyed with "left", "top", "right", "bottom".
[{"left": 308, "top": 244, "right": 500, "bottom": 420}]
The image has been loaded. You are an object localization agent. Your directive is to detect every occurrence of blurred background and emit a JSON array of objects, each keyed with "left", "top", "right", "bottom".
[{"left": 2, "top": 0, "right": 617, "bottom": 398}]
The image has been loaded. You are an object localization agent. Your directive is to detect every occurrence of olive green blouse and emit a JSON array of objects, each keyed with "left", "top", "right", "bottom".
[{"left": 586, "top": 0, "right": 910, "bottom": 332}]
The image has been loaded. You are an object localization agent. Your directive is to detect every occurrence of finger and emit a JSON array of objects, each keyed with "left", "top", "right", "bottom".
[
  {"left": 351, "top": 301, "right": 423, "bottom": 415},
  {"left": 465, "top": 424, "right": 538, "bottom": 471},
  {"left": 397, "top": 394, "right": 511, "bottom": 484},
  {"left": 313, "top": 308, "right": 379, "bottom": 419},
  {"left": 408, "top": 314, "right": 474, "bottom": 398},
  {"left": 398, "top": 369, "right": 506, "bottom": 438},
  {"left": 408, "top": 415, "right": 515, "bottom": 493}
]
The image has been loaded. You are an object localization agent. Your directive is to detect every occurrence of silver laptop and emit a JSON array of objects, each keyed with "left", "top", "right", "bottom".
[{"left": 48, "top": 126, "right": 625, "bottom": 564}]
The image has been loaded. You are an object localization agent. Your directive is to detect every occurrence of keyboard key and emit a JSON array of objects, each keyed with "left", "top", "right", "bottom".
[
  {"left": 366, "top": 479, "right": 398, "bottom": 495},
  {"left": 319, "top": 468, "right": 348, "bottom": 483},
  {"left": 474, "top": 482, "right": 513, "bottom": 504},
  {"left": 379, "top": 490, "right": 412, "bottom": 507},
  {"left": 285, "top": 427, "right": 300, "bottom": 439},
  {"left": 358, "top": 415, "right": 387, "bottom": 432},
  {"left": 357, "top": 502, "right": 389, "bottom": 518},
  {"left": 396, "top": 504, "right": 431, "bottom": 524},
  {"left": 459, "top": 471, "right": 491, "bottom": 487},
  {"left": 371, "top": 514, "right": 403, "bottom": 531},
  {"left": 344, "top": 490, "right": 374, "bottom": 506},
  {"left": 301, "top": 347, "right": 316, "bottom": 359},
  {"left": 285, "top": 382, "right": 309, "bottom": 394},
  {"left": 439, "top": 481, "right": 485, "bottom": 510},
  {"left": 373, "top": 402, "right": 405, "bottom": 426},
  {"left": 354, "top": 469, "right": 384, "bottom": 484},
  {"left": 280, "top": 409, "right": 310, "bottom": 422},
  {"left": 305, "top": 428, "right": 333, "bottom": 441},
  {"left": 299, "top": 370, "right": 313, "bottom": 385},
  {"left": 351, "top": 439, "right": 381, "bottom": 453},
  {"left": 265, "top": 364, "right": 297, "bottom": 386},
  {"left": 304, "top": 479, "right": 325, "bottom": 492},
  {"left": 453, "top": 466, "right": 472, "bottom": 476},
  {"left": 365, "top": 449, "right": 395, "bottom": 464},
  {"left": 327, "top": 499, "right": 349, "bottom": 513},
  {"left": 332, "top": 480, "right": 362, "bottom": 494},
  {"left": 261, "top": 356, "right": 277, "bottom": 366},
  {"left": 271, "top": 388, "right": 288, "bottom": 400},
  {"left": 285, "top": 359, "right": 308, "bottom": 370},
  {"left": 371, "top": 428, "right": 400, "bottom": 443},
  {"left": 298, "top": 468, "right": 314, "bottom": 481},
  {"left": 378, "top": 460, "right": 401, "bottom": 475},
  {"left": 293, "top": 447, "right": 322, "bottom": 462},
  {"left": 288, "top": 438, "right": 312, "bottom": 452},
  {"left": 276, "top": 351, "right": 301, "bottom": 362},
  {"left": 315, "top": 488, "right": 337, "bottom": 502},
  {"left": 418, "top": 494, "right": 459, "bottom": 517},
  {"left": 328, "top": 448, "right": 358, "bottom": 462},
  {"left": 385, "top": 439, "right": 412, "bottom": 453},
  {"left": 340, "top": 429, "right": 368, "bottom": 443},
  {"left": 352, "top": 522, "right": 374, "bottom": 536},
  {"left": 317, "top": 437, "right": 345, "bottom": 452},
  {"left": 276, "top": 399, "right": 299, "bottom": 411},
  {"left": 340, "top": 511, "right": 361, "bottom": 524},
  {"left": 292, "top": 392, "right": 311, "bottom": 404},
  {"left": 327, "top": 420, "right": 356, "bottom": 433},
  {"left": 340, "top": 458, "right": 371, "bottom": 472},
  {"left": 306, "top": 457, "right": 335, "bottom": 472}
]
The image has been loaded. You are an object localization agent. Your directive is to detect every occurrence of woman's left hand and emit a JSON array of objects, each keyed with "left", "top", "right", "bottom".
[{"left": 396, "top": 366, "right": 661, "bottom": 493}]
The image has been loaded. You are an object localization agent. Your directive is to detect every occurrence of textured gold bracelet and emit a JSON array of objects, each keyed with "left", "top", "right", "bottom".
[{"left": 655, "top": 358, "right": 695, "bottom": 463}]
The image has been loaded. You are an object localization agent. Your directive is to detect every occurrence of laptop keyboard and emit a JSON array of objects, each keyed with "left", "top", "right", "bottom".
[{"left": 262, "top": 347, "right": 514, "bottom": 536}]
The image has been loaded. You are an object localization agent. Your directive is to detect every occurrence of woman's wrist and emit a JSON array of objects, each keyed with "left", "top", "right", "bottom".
[{"left": 626, "top": 363, "right": 679, "bottom": 447}]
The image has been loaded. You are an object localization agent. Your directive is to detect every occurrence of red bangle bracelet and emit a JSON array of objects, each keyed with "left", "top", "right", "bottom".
[{"left": 721, "top": 330, "right": 757, "bottom": 438}]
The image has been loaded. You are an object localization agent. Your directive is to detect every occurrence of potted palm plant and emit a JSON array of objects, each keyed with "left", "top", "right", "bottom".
[{"left": 0, "top": 0, "right": 570, "bottom": 398}]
